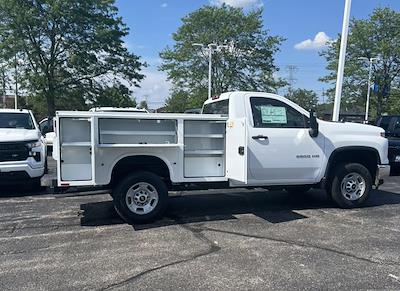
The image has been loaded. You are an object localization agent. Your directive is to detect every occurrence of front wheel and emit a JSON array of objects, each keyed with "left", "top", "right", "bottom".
[
  {"left": 113, "top": 171, "right": 168, "bottom": 224},
  {"left": 329, "top": 163, "right": 372, "bottom": 208}
]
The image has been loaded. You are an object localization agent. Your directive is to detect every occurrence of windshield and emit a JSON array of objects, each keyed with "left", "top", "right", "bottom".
[{"left": 0, "top": 113, "right": 35, "bottom": 129}]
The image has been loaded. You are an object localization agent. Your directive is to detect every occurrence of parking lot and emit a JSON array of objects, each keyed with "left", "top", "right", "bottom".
[{"left": 0, "top": 174, "right": 399, "bottom": 290}]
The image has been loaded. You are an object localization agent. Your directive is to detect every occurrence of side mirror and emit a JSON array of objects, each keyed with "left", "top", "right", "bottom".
[
  {"left": 40, "top": 119, "right": 53, "bottom": 135},
  {"left": 41, "top": 125, "right": 49, "bottom": 135},
  {"left": 309, "top": 109, "right": 319, "bottom": 137}
]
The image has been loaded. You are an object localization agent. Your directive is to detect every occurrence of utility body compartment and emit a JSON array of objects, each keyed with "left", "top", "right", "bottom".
[{"left": 54, "top": 112, "right": 229, "bottom": 187}]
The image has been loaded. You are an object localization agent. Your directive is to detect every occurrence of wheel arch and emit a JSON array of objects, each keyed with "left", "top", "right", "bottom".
[
  {"left": 324, "top": 146, "right": 380, "bottom": 183},
  {"left": 109, "top": 154, "right": 173, "bottom": 187}
]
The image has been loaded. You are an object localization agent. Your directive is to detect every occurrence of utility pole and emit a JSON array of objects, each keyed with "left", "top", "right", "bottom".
[
  {"left": 358, "top": 57, "right": 379, "bottom": 123},
  {"left": 286, "top": 65, "right": 297, "bottom": 97},
  {"left": 207, "top": 44, "right": 213, "bottom": 99},
  {"left": 14, "top": 54, "right": 18, "bottom": 109},
  {"left": 1, "top": 68, "right": 6, "bottom": 108},
  {"left": 332, "top": 0, "right": 352, "bottom": 121},
  {"left": 192, "top": 42, "right": 233, "bottom": 99}
]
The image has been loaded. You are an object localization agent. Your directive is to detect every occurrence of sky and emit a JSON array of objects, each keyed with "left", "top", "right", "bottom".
[{"left": 115, "top": 0, "right": 400, "bottom": 109}]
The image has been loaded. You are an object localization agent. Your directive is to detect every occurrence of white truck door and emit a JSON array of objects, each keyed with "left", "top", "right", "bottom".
[
  {"left": 226, "top": 118, "right": 248, "bottom": 184},
  {"left": 246, "top": 96, "right": 324, "bottom": 185}
]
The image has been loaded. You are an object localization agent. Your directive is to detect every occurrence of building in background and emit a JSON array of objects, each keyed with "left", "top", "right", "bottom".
[
  {"left": 322, "top": 109, "right": 365, "bottom": 123},
  {"left": 0, "top": 94, "right": 15, "bottom": 109}
]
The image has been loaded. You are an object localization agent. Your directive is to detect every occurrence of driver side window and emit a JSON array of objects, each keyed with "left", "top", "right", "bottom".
[{"left": 250, "top": 97, "right": 308, "bottom": 128}]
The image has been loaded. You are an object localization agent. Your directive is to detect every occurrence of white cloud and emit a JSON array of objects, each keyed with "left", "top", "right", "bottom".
[
  {"left": 210, "top": 0, "right": 263, "bottom": 8},
  {"left": 123, "top": 41, "right": 145, "bottom": 51},
  {"left": 131, "top": 68, "right": 171, "bottom": 109},
  {"left": 161, "top": 3, "right": 168, "bottom": 8},
  {"left": 294, "top": 32, "right": 331, "bottom": 50}
]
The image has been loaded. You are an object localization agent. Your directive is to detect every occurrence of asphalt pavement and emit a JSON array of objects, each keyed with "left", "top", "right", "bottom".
[{"left": 0, "top": 175, "right": 399, "bottom": 290}]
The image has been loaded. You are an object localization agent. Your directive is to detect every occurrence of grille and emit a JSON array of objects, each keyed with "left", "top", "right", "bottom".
[{"left": 0, "top": 142, "right": 29, "bottom": 162}]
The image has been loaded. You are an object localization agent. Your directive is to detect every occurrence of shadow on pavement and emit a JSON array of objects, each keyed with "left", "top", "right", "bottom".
[
  {"left": 0, "top": 184, "right": 46, "bottom": 197},
  {"left": 391, "top": 168, "right": 400, "bottom": 176},
  {"left": 80, "top": 189, "right": 400, "bottom": 230}
]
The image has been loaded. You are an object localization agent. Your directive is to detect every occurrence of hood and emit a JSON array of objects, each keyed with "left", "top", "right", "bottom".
[
  {"left": 0, "top": 128, "right": 40, "bottom": 143},
  {"left": 319, "top": 120, "right": 383, "bottom": 136}
]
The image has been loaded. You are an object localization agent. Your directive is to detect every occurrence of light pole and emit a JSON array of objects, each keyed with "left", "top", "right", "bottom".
[
  {"left": 358, "top": 57, "right": 379, "bottom": 123},
  {"left": 192, "top": 42, "right": 232, "bottom": 99},
  {"left": 332, "top": 0, "right": 352, "bottom": 121},
  {"left": 14, "top": 53, "right": 18, "bottom": 109}
]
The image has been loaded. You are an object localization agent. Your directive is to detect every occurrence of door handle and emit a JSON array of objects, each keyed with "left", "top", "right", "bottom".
[{"left": 252, "top": 135, "right": 269, "bottom": 140}]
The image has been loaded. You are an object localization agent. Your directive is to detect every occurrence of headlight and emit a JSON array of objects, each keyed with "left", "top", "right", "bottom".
[
  {"left": 26, "top": 140, "right": 42, "bottom": 149},
  {"left": 26, "top": 140, "right": 42, "bottom": 162}
]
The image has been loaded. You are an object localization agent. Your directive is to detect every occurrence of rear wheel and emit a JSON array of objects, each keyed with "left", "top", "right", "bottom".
[
  {"left": 329, "top": 163, "right": 372, "bottom": 208},
  {"left": 113, "top": 171, "right": 168, "bottom": 224}
]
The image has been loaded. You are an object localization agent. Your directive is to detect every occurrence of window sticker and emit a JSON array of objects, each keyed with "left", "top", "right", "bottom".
[{"left": 261, "top": 106, "right": 287, "bottom": 124}]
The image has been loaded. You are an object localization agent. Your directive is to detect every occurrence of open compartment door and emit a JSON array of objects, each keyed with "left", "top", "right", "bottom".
[
  {"left": 225, "top": 118, "right": 248, "bottom": 184},
  {"left": 57, "top": 116, "right": 93, "bottom": 186}
]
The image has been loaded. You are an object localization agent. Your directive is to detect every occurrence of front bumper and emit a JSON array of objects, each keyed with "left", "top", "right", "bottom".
[
  {"left": 375, "top": 164, "right": 391, "bottom": 188},
  {"left": 0, "top": 160, "right": 45, "bottom": 180}
]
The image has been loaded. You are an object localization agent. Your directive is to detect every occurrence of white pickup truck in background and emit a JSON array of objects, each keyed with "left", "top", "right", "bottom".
[
  {"left": 0, "top": 109, "right": 47, "bottom": 186},
  {"left": 53, "top": 91, "right": 390, "bottom": 223}
]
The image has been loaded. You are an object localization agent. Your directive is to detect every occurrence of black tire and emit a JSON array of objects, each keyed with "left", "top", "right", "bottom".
[
  {"left": 285, "top": 185, "right": 312, "bottom": 194},
  {"left": 329, "top": 163, "right": 372, "bottom": 208},
  {"left": 113, "top": 171, "right": 168, "bottom": 224}
]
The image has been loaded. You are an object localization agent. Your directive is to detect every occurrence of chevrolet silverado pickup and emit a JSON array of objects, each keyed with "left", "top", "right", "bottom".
[
  {"left": 0, "top": 109, "right": 46, "bottom": 185},
  {"left": 53, "top": 92, "right": 390, "bottom": 223}
]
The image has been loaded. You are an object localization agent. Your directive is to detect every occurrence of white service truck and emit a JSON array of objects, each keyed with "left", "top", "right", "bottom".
[{"left": 53, "top": 92, "right": 390, "bottom": 223}]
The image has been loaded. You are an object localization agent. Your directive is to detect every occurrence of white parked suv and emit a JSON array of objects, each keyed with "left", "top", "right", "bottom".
[{"left": 0, "top": 109, "right": 46, "bottom": 185}]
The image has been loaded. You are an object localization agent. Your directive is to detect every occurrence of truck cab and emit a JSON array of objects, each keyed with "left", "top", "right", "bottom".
[{"left": 204, "top": 92, "right": 389, "bottom": 188}]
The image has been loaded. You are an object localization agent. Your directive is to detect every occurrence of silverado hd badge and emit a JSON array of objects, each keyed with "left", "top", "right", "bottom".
[{"left": 296, "top": 154, "right": 320, "bottom": 159}]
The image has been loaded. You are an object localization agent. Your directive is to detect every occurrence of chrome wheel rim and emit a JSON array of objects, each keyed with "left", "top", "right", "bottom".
[
  {"left": 126, "top": 182, "right": 159, "bottom": 215},
  {"left": 340, "top": 172, "right": 366, "bottom": 201}
]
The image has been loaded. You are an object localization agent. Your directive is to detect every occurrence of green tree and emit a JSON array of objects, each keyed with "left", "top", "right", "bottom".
[
  {"left": 139, "top": 100, "right": 148, "bottom": 110},
  {"left": 0, "top": 0, "right": 145, "bottom": 116},
  {"left": 320, "top": 7, "right": 400, "bottom": 118},
  {"left": 93, "top": 85, "right": 136, "bottom": 108},
  {"left": 164, "top": 89, "right": 200, "bottom": 112},
  {"left": 0, "top": 62, "right": 10, "bottom": 108},
  {"left": 285, "top": 88, "right": 318, "bottom": 111},
  {"left": 160, "top": 5, "right": 286, "bottom": 112}
]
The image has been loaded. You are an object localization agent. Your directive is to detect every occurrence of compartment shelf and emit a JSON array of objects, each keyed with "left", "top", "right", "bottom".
[
  {"left": 99, "top": 143, "right": 182, "bottom": 148},
  {"left": 100, "top": 130, "right": 176, "bottom": 136},
  {"left": 184, "top": 150, "right": 224, "bottom": 155},
  {"left": 184, "top": 134, "right": 224, "bottom": 138},
  {"left": 61, "top": 142, "right": 91, "bottom": 147}
]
